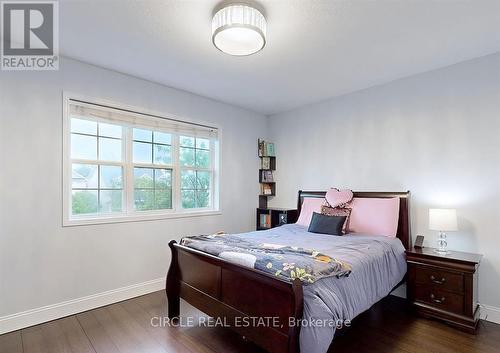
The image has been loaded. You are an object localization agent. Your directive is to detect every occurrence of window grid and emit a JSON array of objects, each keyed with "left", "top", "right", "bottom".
[
  {"left": 179, "top": 136, "right": 212, "bottom": 209},
  {"left": 70, "top": 120, "right": 125, "bottom": 216},
  {"left": 131, "top": 128, "right": 174, "bottom": 211},
  {"left": 132, "top": 131, "right": 172, "bottom": 166},
  {"left": 179, "top": 136, "right": 211, "bottom": 169},
  {"left": 70, "top": 120, "right": 123, "bottom": 162},
  {"left": 71, "top": 164, "right": 124, "bottom": 214},
  {"left": 180, "top": 170, "right": 211, "bottom": 209},
  {"left": 133, "top": 167, "right": 173, "bottom": 211}
]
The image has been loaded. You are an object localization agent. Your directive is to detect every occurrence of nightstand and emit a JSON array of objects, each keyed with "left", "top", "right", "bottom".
[{"left": 406, "top": 247, "right": 482, "bottom": 333}]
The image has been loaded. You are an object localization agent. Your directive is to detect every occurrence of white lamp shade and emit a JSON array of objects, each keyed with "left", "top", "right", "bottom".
[
  {"left": 429, "top": 209, "right": 458, "bottom": 231},
  {"left": 212, "top": 5, "right": 266, "bottom": 56}
]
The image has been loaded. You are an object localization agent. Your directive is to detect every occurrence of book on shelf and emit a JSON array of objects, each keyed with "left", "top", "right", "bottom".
[
  {"left": 258, "top": 139, "right": 276, "bottom": 157},
  {"left": 266, "top": 142, "right": 275, "bottom": 157},
  {"left": 261, "top": 170, "right": 274, "bottom": 182},
  {"left": 261, "top": 183, "right": 273, "bottom": 195},
  {"left": 261, "top": 157, "right": 271, "bottom": 169},
  {"left": 260, "top": 213, "right": 271, "bottom": 228},
  {"left": 258, "top": 139, "right": 265, "bottom": 157}
]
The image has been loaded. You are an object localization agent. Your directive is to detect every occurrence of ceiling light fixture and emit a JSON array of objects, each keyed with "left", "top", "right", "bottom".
[{"left": 212, "top": 4, "right": 266, "bottom": 56}]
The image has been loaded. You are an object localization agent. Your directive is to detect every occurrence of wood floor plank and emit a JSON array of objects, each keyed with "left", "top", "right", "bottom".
[
  {"left": 60, "top": 316, "right": 96, "bottom": 353},
  {"left": 386, "top": 304, "right": 498, "bottom": 353},
  {"left": 329, "top": 296, "right": 500, "bottom": 353},
  {"left": 119, "top": 297, "right": 194, "bottom": 353},
  {"left": 88, "top": 302, "right": 168, "bottom": 353},
  {"left": 2, "top": 292, "right": 500, "bottom": 353},
  {"left": 21, "top": 316, "right": 94, "bottom": 353},
  {"left": 90, "top": 306, "right": 151, "bottom": 353},
  {"left": 41, "top": 316, "right": 95, "bottom": 353},
  {"left": 136, "top": 293, "right": 235, "bottom": 353},
  {"left": 180, "top": 325, "right": 267, "bottom": 353},
  {"left": 106, "top": 303, "right": 167, "bottom": 353},
  {"left": 131, "top": 293, "right": 219, "bottom": 353},
  {"left": 22, "top": 325, "right": 49, "bottom": 353},
  {"left": 353, "top": 306, "right": 459, "bottom": 353},
  {"left": 76, "top": 311, "right": 121, "bottom": 353},
  {"left": 0, "top": 330, "right": 23, "bottom": 353},
  {"left": 132, "top": 291, "right": 266, "bottom": 353}
]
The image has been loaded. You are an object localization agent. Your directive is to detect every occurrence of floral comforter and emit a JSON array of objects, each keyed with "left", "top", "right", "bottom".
[{"left": 180, "top": 233, "right": 352, "bottom": 284}]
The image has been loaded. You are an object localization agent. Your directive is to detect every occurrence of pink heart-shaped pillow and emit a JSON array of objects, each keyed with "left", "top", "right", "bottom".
[{"left": 325, "top": 188, "right": 353, "bottom": 208}]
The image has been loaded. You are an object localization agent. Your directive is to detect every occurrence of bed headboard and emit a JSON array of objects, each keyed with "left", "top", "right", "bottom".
[{"left": 297, "top": 190, "right": 411, "bottom": 250}]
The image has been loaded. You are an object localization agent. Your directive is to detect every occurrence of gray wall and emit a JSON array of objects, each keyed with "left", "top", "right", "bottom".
[
  {"left": 0, "top": 58, "right": 267, "bottom": 317},
  {"left": 268, "top": 53, "right": 500, "bottom": 309}
]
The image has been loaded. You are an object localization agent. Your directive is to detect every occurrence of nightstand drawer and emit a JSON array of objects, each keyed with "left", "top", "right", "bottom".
[
  {"left": 415, "top": 285, "right": 464, "bottom": 314},
  {"left": 415, "top": 266, "right": 463, "bottom": 293}
]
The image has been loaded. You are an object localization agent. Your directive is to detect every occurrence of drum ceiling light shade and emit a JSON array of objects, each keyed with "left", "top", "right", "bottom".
[{"left": 212, "top": 4, "right": 266, "bottom": 56}]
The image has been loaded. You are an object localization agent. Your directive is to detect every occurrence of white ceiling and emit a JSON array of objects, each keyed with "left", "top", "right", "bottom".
[{"left": 60, "top": 0, "right": 500, "bottom": 115}]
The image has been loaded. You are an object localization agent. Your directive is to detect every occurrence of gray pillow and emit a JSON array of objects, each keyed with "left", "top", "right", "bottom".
[{"left": 308, "top": 212, "right": 346, "bottom": 236}]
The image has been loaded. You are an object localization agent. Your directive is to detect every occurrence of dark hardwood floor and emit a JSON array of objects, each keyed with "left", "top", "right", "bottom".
[{"left": 1, "top": 291, "right": 499, "bottom": 353}]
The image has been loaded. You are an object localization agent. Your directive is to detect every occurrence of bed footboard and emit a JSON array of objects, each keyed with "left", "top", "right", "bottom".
[{"left": 166, "top": 240, "right": 304, "bottom": 353}]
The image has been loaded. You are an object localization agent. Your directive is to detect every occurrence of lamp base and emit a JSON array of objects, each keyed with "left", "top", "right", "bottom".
[
  {"left": 435, "top": 231, "right": 450, "bottom": 255},
  {"left": 434, "top": 248, "right": 451, "bottom": 256}
]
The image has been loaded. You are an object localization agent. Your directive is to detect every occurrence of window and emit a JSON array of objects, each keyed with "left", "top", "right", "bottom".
[{"left": 64, "top": 96, "right": 219, "bottom": 225}]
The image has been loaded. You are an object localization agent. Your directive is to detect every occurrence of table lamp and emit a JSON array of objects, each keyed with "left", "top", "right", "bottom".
[{"left": 429, "top": 208, "right": 458, "bottom": 255}]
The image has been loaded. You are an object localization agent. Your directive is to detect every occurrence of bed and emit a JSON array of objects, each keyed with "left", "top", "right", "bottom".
[{"left": 166, "top": 190, "right": 411, "bottom": 353}]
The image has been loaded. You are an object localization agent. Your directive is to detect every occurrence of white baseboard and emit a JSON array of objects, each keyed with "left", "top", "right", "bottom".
[
  {"left": 0, "top": 277, "right": 165, "bottom": 335},
  {"left": 480, "top": 303, "right": 500, "bottom": 324}
]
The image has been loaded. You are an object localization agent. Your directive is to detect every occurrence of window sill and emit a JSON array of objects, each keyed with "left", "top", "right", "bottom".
[{"left": 63, "top": 209, "right": 222, "bottom": 227}]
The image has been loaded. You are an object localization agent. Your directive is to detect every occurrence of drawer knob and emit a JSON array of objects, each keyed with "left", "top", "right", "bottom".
[
  {"left": 430, "top": 293, "right": 446, "bottom": 304},
  {"left": 430, "top": 275, "right": 446, "bottom": 284}
]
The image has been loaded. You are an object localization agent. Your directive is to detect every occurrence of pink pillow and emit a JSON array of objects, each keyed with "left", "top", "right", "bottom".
[
  {"left": 347, "top": 197, "right": 400, "bottom": 237},
  {"left": 296, "top": 197, "right": 327, "bottom": 227},
  {"left": 325, "top": 188, "right": 353, "bottom": 208}
]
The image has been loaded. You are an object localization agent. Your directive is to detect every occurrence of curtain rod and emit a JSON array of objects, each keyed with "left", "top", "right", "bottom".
[{"left": 69, "top": 98, "right": 218, "bottom": 131}]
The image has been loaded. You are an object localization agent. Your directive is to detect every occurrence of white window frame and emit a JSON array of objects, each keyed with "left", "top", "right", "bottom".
[{"left": 62, "top": 93, "right": 221, "bottom": 226}]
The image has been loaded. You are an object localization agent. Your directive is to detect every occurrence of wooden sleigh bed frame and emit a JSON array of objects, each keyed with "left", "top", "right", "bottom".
[{"left": 166, "top": 190, "right": 411, "bottom": 353}]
